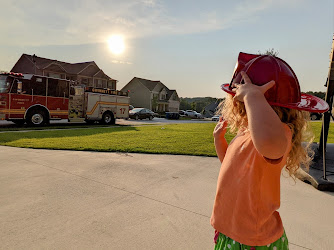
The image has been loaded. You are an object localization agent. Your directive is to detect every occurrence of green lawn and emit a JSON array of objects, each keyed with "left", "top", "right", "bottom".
[{"left": 0, "top": 122, "right": 332, "bottom": 156}]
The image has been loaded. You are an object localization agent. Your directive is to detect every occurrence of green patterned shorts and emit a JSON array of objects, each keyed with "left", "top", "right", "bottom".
[{"left": 214, "top": 230, "right": 289, "bottom": 250}]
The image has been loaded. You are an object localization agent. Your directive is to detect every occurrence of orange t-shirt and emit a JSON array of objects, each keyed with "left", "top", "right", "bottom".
[{"left": 211, "top": 124, "right": 292, "bottom": 246}]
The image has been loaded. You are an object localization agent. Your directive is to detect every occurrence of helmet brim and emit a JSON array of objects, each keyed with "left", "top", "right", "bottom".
[{"left": 221, "top": 83, "right": 329, "bottom": 113}]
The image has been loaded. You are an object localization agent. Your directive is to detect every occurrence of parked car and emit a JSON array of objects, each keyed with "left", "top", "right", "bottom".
[
  {"left": 310, "top": 112, "right": 322, "bottom": 121},
  {"left": 179, "top": 110, "right": 186, "bottom": 116},
  {"left": 129, "top": 108, "right": 155, "bottom": 120},
  {"left": 184, "top": 110, "right": 201, "bottom": 118},
  {"left": 211, "top": 115, "right": 221, "bottom": 121},
  {"left": 194, "top": 111, "right": 204, "bottom": 119}
]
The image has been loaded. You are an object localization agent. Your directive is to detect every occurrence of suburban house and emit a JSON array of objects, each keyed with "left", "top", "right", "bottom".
[
  {"left": 121, "top": 77, "right": 180, "bottom": 112},
  {"left": 11, "top": 54, "right": 117, "bottom": 89},
  {"left": 202, "top": 99, "right": 223, "bottom": 117}
]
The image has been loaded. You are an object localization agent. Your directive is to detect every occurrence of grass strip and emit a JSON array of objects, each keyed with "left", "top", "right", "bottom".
[
  {"left": 0, "top": 124, "right": 222, "bottom": 156},
  {"left": 0, "top": 122, "right": 332, "bottom": 157}
]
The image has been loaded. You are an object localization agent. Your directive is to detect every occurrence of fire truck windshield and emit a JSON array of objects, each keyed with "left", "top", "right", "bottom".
[{"left": 0, "top": 76, "right": 10, "bottom": 93}]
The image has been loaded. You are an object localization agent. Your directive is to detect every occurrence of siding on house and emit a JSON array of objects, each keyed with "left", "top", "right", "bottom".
[
  {"left": 168, "top": 92, "right": 180, "bottom": 112},
  {"left": 121, "top": 77, "right": 180, "bottom": 112},
  {"left": 168, "top": 100, "right": 179, "bottom": 112},
  {"left": 124, "top": 78, "right": 152, "bottom": 109}
]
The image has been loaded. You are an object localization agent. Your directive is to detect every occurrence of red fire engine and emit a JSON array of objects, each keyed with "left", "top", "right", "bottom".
[{"left": 0, "top": 72, "right": 129, "bottom": 126}]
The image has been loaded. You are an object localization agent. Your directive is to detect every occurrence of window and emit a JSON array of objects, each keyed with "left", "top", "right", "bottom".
[
  {"left": 47, "top": 78, "right": 69, "bottom": 97},
  {"left": 102, "top": 80, "right": 107, "bottom": 88},
  {"left": 48, "top": 72, "right": 61, "bottom": 79},
  {"left": 21, "top": 79, "right": 32, "bottom": 95},
  {"left": 88, "top": 78, "right": 93, "bottom": 87},
  {"left": 0, "top": 76, "right": 11, "bottom": 93},
  {"left": 97, "top": 79, "right": 102, "bottom": 88},
  {"left": 57, "top": 79, "right": 69, "bottom": 97},
  {"left": 10, "top": 79, "right": 17, "bottom": 93},
  {"left": 31, "top": 77, "right": 46, "bottom": 96},
  {"left": 81, "top": 78, "right": 88, "bottom": 85},
  {"left": 107, "top": 81, "right": 115, "bottom": 90},
  {"left": 47, "top": 78, "right": 59, "bottom": 97}
]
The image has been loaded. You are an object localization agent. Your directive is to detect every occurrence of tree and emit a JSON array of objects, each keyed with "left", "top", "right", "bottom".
[
  {"left": 258, "top": 48, "right": 279, "bottom": 57},
  {"left": 305, "top": 91, "right": 326, "bottom": 100},
  {"left": 152, "top": 95, "right": 158, "bottom": 112},
  {"left": 190, "top": 102, "right": 197, "bottom": 111},
  {"left": 179, "top": 97, "right": 222, "bottom": 115},
  {"left": 180, "top": 98, "right": 191, "bottom": 110}
]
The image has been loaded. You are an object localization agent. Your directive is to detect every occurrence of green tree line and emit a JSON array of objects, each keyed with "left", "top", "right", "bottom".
[
  {"left": 304, "top": 91, "right": 326, "bottom": 100},
  {"left": 180, "top": 91, "right": 327, "bottom": 115},
  {"left": 180, "top": 97, "right": 223, "bottom": 113}
]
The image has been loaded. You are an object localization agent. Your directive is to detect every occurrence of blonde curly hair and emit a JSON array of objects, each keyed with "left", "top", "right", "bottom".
[{"left": 217, "top": 95, "right": 314, "bottom": 178}]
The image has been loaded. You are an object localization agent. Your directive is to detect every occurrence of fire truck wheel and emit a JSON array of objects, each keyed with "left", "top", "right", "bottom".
[
  {"left": 101, "top": 111, "right": 115, "bottom": 125},
  {"left": 26, "top": 109, "right": 48, "bottom": 126}
]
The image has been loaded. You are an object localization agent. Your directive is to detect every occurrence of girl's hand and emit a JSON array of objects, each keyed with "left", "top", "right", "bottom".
[
  {"left": 213, "top": 116, "right": 228, "bottom": 139},
  {"left": 232, "top": 71, "right": 275, "bottom": 102},
  {"left": 213, "top": 116, "right": 229, "bottom": 163}
]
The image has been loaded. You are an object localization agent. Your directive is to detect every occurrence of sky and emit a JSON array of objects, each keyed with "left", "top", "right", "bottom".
[{"left": 0, "top": 0, "right": 333, "bottom": 98}]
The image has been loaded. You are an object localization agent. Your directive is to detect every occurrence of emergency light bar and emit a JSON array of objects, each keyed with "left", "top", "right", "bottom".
[{"left": 0, "top": 72, "right": 24, "bottom": 77}]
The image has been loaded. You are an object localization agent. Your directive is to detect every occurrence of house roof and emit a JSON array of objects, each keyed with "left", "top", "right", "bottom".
[
  {"left": 134, "top": 77, "right": 168, "bottom": 91},
  {"left": 125, "top": 77, "right": 179, "bottom": 100},
  {"left": 16, "top": 54, "right": 115, "bottom": 80},
  {"left": 167, "top": 90, "right": 177, "bottom": 100}
]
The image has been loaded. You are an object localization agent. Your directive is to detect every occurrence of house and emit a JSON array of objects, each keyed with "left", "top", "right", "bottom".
[
  {"left": 11, "top": 54, "right": 117, "bottom": 89},
  {"left": 202, "top": 99, "right": 223, "bottom": 117},
  {"left": 121, "top": 77, "right": 180, "bottom": 112}
]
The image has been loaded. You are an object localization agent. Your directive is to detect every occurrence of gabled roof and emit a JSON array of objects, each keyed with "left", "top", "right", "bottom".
[
  {"left": 16, "top": 54, "right": 114, "bottom": 80},
  {"left": 134, "top": 77, "right": 168, "bottom": 91},
  {"left": 204, "top": 100, "right": 221, "bottom": 112},
  {"left": 63, "top": 62, "right": 94, "bottom": 75},
  {"left": 167, "top": 90, "right": 177, "bottom": 100}
]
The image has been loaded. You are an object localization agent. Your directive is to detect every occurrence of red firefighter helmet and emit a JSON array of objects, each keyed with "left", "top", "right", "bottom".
[{"left": 221, "top": 52, "right": 329, "bottom": 113}]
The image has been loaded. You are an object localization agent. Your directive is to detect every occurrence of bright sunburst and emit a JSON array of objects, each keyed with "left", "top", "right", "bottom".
[{"left": 108, "top": 35, "right": 125, "bottom": 55}]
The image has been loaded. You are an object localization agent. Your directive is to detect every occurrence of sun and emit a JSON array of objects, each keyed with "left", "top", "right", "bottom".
[{"left": 108, "top": 35, "right": 125, "bottom": 55}]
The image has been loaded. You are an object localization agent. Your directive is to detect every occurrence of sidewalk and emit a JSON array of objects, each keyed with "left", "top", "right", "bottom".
[{"left": 0, "top": 146, "right": 333, "bottom": 249}]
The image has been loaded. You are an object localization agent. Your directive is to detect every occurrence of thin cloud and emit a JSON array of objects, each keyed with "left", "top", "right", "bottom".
[
  {"left": 142, "top": 0, "right": 156, "bottom": 7},
  {"left": 0, "top": 0, "right": 305, "bottom": 46},
  {"left": 111, "top": 60, "right": 133, "bottom": 65}
]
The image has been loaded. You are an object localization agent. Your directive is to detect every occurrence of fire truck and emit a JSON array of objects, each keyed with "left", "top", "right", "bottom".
[{"left": 0, "top": 72, "right": 129, "bottom": 126}]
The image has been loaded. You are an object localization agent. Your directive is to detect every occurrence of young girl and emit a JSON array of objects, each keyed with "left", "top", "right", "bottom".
[{"left": 211, "top": 52, "right": 329, "bottom": 250}]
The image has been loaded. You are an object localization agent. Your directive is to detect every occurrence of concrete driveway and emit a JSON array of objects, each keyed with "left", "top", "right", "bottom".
[{"left": 1, "top": 146, "right": 333, "bottom": 250}]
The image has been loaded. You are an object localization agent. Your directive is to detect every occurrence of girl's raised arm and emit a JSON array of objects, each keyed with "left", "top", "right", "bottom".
[
  {"left": 213, "top": 117, "right": 229, "bottom": 163},
  {"left": 232, "top": 71, "right": 288, "bottom": 159}
]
